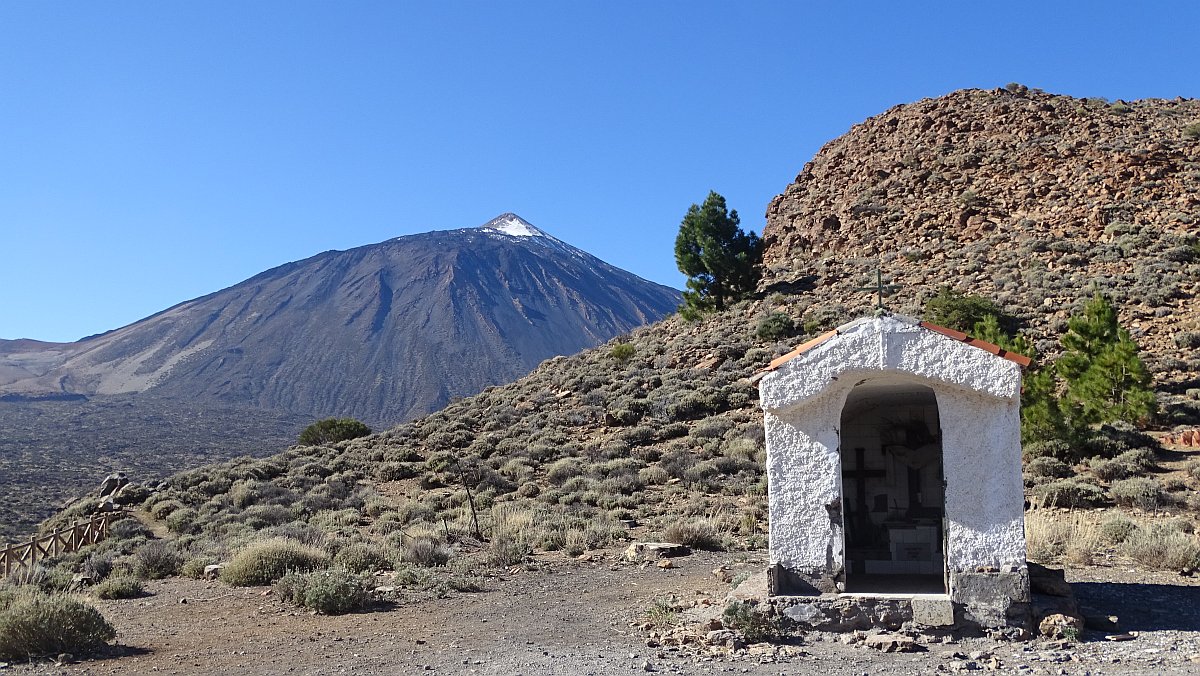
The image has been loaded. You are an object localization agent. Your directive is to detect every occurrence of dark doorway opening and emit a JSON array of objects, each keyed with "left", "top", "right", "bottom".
[{"left": 840, "top": 378, "right": 946, "bottom": 594}]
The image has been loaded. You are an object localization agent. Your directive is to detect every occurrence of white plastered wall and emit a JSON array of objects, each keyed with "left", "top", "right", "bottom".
[{"left": 759, "top": 316, "right": 1027, "bottom": 584}]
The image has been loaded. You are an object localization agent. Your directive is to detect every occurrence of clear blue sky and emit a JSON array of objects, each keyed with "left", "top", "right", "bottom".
[{"left": 2, "top": 1, "right": 1197, "bottom": 342}]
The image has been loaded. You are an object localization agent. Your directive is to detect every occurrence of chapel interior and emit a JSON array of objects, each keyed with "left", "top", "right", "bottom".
[{"left": 839, "top": 378, "right": 947, "bottom": 594}]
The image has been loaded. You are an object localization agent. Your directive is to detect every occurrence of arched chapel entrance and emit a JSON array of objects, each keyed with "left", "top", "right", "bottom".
[{"left": 839, "top": 376, "right": 947, "bottom": 594}]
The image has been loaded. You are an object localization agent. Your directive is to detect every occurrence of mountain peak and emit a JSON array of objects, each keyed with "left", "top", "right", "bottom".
[{"left": 478, "top": 213, "right": 547, "bottom": 238}]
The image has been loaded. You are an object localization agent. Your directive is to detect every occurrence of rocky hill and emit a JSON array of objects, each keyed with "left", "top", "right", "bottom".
[
  {"left": 761, "top": 86, "right": 1200, "bottom": 392},
  {"left": 0, "top": 214, "right": 680, "bottom": 426}
]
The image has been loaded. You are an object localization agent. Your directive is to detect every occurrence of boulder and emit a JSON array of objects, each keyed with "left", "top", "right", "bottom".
[
  {"left": 623, "top": 542, "right": 690, "bottom": 562},
  {"left": 1038, "top": 613, "right": 1084, "bottom": 639},
  {"left": 99, "top": 472, "right": 128, "bottom": 498}
]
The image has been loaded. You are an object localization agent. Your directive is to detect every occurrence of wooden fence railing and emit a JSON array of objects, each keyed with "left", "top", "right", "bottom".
[{"left": 1, "top": 511, "right": 122, "bottom": 577}]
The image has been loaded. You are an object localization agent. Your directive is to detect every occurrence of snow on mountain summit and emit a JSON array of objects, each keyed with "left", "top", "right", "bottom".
[{"left": 479, "top": 213, "right": 547, "bottom": 238}]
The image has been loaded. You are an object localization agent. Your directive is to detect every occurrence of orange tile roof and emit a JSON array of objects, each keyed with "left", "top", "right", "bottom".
[
  {"left": 756, "top": 318, "right": 1032, "bottom": 376},
  {"left": 764, "top": 329, "right": 839, "bottom": 371},
  {"left": 917, "top": 321, "right": 1032, "bottom": 367}
]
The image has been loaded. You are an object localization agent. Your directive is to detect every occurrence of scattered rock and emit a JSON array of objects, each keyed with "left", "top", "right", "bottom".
[
  {"left": 705, "top": 630, "right": 741, "bottom": 648},
  {"left": 864, "top": 632, "right": 916, "bottom": 653},
  {"left": 1038, "top": 613, "right": 1084, "bottom": 639},
  {"left": 203, "top": 564, "right": 226, "bottom": 580}
]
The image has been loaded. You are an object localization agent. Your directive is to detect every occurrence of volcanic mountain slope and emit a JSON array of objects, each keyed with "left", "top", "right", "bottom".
[
  {"left": 0, "top": 214, "right": 680, "bottom": 425},
  {"left": 761, "top": 86, "right": 1200, "bottom": 391}
]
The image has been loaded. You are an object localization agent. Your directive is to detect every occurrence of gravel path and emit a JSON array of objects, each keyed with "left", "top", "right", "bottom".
[{"left": 6, "top": 552, "right": 1200, "bottom": 675}]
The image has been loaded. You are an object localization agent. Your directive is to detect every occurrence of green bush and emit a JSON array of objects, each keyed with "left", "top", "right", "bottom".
[
  {"left": 220, "top": 538, "right": 330, "bottom": 586},
  {"left": 1184, "top": 122, "right": 1200, "bottom": 140},
  {"left": 275, "top": 568, "right": 368, "bottom": 615},
  {"left": 722, "top": 600, "right": 778, "bottom": 643},
  {"left": 93, "top": 576, "right": 144, "bottom": 600},
  {"left": 0, "top": 589, "right": 116, "bottom": 659},
  {"left": 755, "top": 312, "right": 795, "bottom": 341},
  {"left": 298, "top": 418, "right": 372, "bottom": 447},
  {"left": 923, "top": 287, "right": 1011, "bottom": 334},
  {"left": 609, "top": 343, "right": 635, "bottom": 362}
]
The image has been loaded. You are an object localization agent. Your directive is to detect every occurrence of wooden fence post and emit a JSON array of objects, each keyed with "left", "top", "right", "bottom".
[{"left": 0, "top": 511, "right": 122, "bottom": 575}]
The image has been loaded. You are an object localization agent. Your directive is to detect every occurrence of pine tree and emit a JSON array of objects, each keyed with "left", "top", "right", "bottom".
[
  {"left": 1057, "top": 294, "right": 1156, "bottom": 426},
  {"left": 969, "top": 314, "right": 1065, "bottom": 442},
  {"left": 971, "top": 313, "right": 1033, "bottom": 357},
  {"left": 1057, "top": 293, "right": 1120, "bottom": 382},
  {"left": 1019, "top": 367, "right": 1073, "bottom": 444},
  {"left": 674, "top": 191, "right": 763, "bottom": 318}
]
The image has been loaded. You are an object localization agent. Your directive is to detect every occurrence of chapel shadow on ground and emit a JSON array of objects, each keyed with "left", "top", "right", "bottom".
[{"left": 1072, "top": 581, "right": 1200, "bottom": 634}]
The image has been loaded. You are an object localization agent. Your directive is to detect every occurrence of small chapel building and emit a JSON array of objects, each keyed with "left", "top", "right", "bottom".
[{"left": 755, "top": 314, "right": 1032, "bottom": 630}]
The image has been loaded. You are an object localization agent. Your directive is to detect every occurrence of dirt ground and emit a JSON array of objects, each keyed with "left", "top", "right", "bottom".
[{"left": 6, "top": 550, "right": 1200, "bottom": 676}]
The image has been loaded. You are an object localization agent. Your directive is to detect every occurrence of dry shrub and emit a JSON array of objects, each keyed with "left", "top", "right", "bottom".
[
  {"left": 334, "top": 542, "right": 393, "bottom": 573},
  {"left": 220, "top": 538, "right": 330, "bottom": 586},
  {"left": 132, "top": 541, "right": 182, "bottom": 580},
  {"left": 1064, "top": 519, "right": 1103, "bottom": 566},
  {"left": 1025, "top": 511, "right": 1075, "bottom": 562},
  {"left": 1025, "top": 457, "right": 1073, "bottom": 479},
  {"left": 274, "top": 568, "right": 368, "bottom": 615},
  {"left": 401, "top": 537, "right": 452, "bottom": 567},
  {"left": 1122, "top": 527, "right": 1200, "bottom": 571},
  {"left": 1186, "top": 461, "right": 1200, "bottom": 482},
  {"left": 1099, "top": 513, "right": 1138, "bottom": 545},
  {"left": 0, "top": 589, "right": 116, "bottom": 659},
  {"left": 1032, "top": 479, "right": 1105, "bottom": 508},
  {"left": 564, "top": 528, "right": 588, "bottom": 557},
  {"left": 663, "top": 517, "right": 725, "bottom": 551},
  {"left": 148, "top": 499, "right": 184, "bottom": 520},
  {"left": 639, "top": 465, "right": 671, "bottom": 486},
  {"left": 1109, "top": 478, "right": 1165, "bottom": 510},
  {"left": 93, "top": 576, "right": 143, "bottom": 600}
]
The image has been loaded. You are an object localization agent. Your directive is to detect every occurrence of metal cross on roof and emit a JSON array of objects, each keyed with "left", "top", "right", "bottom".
[{"left": 855, "top": 266, "right": 901, "bottom": 313}]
